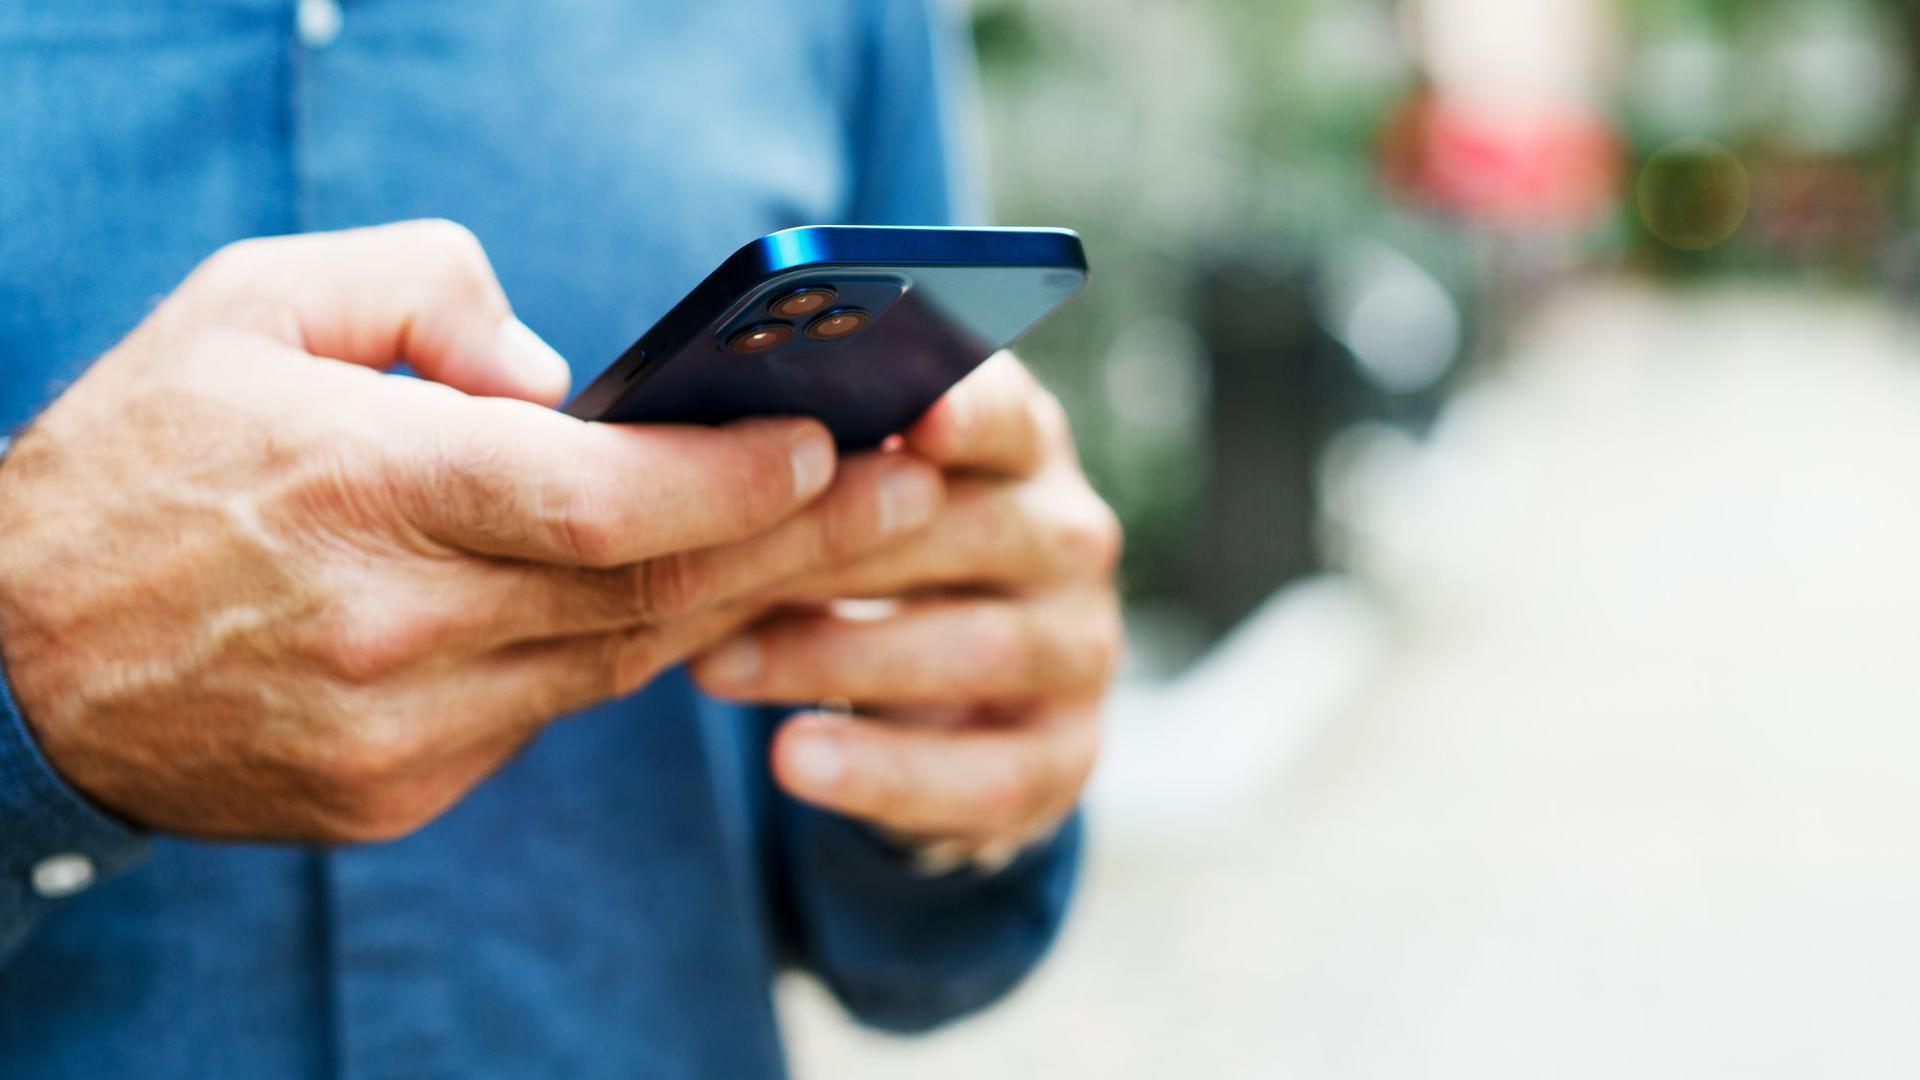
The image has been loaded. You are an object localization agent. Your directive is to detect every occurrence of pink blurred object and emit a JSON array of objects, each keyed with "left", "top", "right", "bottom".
[{"left": 1381, "top": 93, "right": 1624, "bottom": 230}]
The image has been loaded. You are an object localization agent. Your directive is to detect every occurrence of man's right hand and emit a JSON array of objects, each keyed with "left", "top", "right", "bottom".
[{"left": 0, "top": 221, "right": 943, "bottom": 844}]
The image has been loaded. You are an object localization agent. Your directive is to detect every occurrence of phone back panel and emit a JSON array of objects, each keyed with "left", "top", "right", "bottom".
[{"left": 563, "top": 227, "right": 1088, "bottom": 449}]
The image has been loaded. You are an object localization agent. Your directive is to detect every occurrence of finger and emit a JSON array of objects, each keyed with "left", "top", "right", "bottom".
[
  {"left": 190, "top": 220, "right": 571, "bottom": 404},
  {"left": 303, "top": 611, "right": 748, "bottom": 842},
  {"left": 635, "top": 451, "right": 943, "bottom": 616},
  {"left": 769, "top": 704, "right": 1100, "bottom": 838},
  {"left": 692, "top": 589, "right": 1123, "bottom": 705},
  {"left": 406, "top": 452, "right": 943, "bottom": 651},
  {"left": 906, "top": 353, "right": 1058, "bottom": 479},
  {"left": 406, "top": 602, "right": 759, "bottom": 756},
  {"left": 773, "top": 473, "right": 1123, "bottom": 600},
  {"left": 392, "top": 403, "right": 838, "bottom": 567}
]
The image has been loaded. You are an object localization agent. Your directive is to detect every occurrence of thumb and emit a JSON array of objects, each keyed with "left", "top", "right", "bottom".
[{"left": 188, "top": 219, "right": 572, "bottom": 405}]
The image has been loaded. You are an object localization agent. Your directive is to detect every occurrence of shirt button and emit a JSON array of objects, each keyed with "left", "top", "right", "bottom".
[
  {"left": 30, "top": 853, "right": 97, "bottom": 900},
  {"left": 296, "top": 0, "right": 344, "bottom": 49}
]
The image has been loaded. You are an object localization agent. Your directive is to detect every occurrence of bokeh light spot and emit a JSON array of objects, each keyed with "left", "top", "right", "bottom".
[{"left": 1637, "top": 138, "right": 1751, "bottom": 251}]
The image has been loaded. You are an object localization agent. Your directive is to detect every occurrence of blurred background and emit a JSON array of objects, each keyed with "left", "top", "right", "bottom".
[{"left": 787, "top": 0, "right": 1920, "bottom": 1076}]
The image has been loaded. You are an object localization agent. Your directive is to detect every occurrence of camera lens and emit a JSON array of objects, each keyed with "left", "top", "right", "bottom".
[
  {"left": 769, "top": 286, "right": 838, "bottom": 319},
  {"left": 804, "top": 309, "right": 870, "bottom": 341},
  {"left": 726, "top": 323, "right": 794, "bottom": 354}
]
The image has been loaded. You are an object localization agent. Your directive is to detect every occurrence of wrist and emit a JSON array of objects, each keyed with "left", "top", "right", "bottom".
[
  {"left": 0, "top": 540, "right": 148, "bottom": 935},
  {"left": 0, "top": 429, "right": 123, "bottom": 823}
]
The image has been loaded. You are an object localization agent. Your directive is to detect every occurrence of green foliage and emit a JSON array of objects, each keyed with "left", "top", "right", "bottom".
[
  {"left": 968, "top": 3, "right": 1044, "bottom": 70},
  {"left": 972, "top": 0, "right": 1920, "bottom": 607}
]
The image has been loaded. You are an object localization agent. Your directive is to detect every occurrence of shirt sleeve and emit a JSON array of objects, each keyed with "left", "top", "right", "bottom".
[
  {"left": 770, "top": 794, "right": 1083, "bottom": 1033},
  {"left": 845, "top": 0, "right": 990, "bottom": 227},
  {"left": 0, "top": 643, "right": 150, "bottom": 962}
]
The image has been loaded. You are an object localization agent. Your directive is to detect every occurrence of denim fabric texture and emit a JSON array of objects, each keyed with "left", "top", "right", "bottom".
[{"left": 0, "top": 2, "right": 1081, "bottom": 1075}]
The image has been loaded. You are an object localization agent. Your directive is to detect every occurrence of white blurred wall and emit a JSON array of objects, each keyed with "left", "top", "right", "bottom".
[
  {"left": 783, "top": 281, "right": 1920, "bottom": 1079},
  {"left": 1412, "top": 0, "right": 1614, "bottom": 115}
]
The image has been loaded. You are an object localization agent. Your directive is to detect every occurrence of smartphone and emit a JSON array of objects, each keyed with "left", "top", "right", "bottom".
[{"left": 564, "top": 226, "right": 1089, "bottom": 449}]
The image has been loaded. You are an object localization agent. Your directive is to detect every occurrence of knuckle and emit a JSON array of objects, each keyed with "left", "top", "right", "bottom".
[
  {"left": 635, "top": 553, "right": 710, "bottom": 620},
  {"left": 722, "top": 440, "right": 798, "bottom": 535},
  {"left": 198, "top": 237, "right": 268, "bottom": 281},
  {"left": 541, "top": 632, "right": 632, "bottom": 713},
  {"left": 862, "top": 745, "right": 912, "bottom": 811},
  {"left": 183, "top": 239, "right": 282, "bottom": 309},
  {"left": 313, "top": 607, "right": 434, "bottom": 684},
  {"left": 809, "top": 492, "right": 866, "bottom": 567},
  {"left": 1055, "top": 495, "right": 1123, "bottom": 579},
  {"left": 407, "top": 219, "right": 506, "bottom": 314},
  {"left": 948, "top": 483, "right": 1005, "bottom": 555},
  {"left": 444, "top": 444, "right": 615, "bottom": 564},
  {"left": 429, "top": 437, "right": 520, "bottom": 529},
  {"left": 984, "top": 607, "right": 1034, "bottom": 682},
  {"left": 548, "top": 493, "right": 621, "bottom": 566},
  {"left": 413, "top": 218, "right": 488, "bottom": 267},
  {"left": 978, "top": 756, "right": 1035, "bottom": 824}
]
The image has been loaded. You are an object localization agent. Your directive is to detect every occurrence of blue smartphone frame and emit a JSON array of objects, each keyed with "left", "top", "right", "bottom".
[{"left": 564, "top": 226, "right": 1089, "bottom": 449}]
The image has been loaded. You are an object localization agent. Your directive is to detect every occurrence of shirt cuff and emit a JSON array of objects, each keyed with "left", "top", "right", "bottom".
[
  {"left": 779, "top": 804, "right": 1084, "bottom": 1030},
  {"left": 0, "top": 647, "right": 148, "bottom": 953}
]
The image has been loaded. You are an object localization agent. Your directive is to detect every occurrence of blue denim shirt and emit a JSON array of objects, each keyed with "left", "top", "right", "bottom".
[{"left": 0, "top": 2, "right": 1082, "bottom": 1075}]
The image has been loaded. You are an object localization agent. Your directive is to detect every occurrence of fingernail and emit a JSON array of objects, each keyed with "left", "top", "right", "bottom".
[
  {"left": 877, "top": 466, "right": 940, "bottom": 536},
  {"left": 495, "top": 316, "right": 573, "bottom": 400},
  {"left": 790, "top": 430, "right": 835, "bottom": 498},
  {"left": 787, "top": 731, "right": 845, "bottom": 792},
  {"left": 703, "top": 637, "right": 762, "bottom": 688}
]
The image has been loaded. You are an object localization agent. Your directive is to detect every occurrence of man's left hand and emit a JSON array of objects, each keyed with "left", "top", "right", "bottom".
[{"left": 692, "top": 354, "right": 1122, "bottom": 869}]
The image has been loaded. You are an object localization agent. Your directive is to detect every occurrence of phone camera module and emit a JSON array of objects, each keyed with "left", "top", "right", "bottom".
[
  {"left": 727, "top": 323, "right": 794, "bottom": 354},
  {"left": 803, "top": 309, "right": 870, "bottom": 342},
  {"left": 769, "top": 286, "right": 838, "bottom": 319}
]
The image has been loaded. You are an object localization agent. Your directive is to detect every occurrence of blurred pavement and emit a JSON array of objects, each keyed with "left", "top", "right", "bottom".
[{"left": 784, "top": 281, "right": 1920, "bottom": 1079}]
